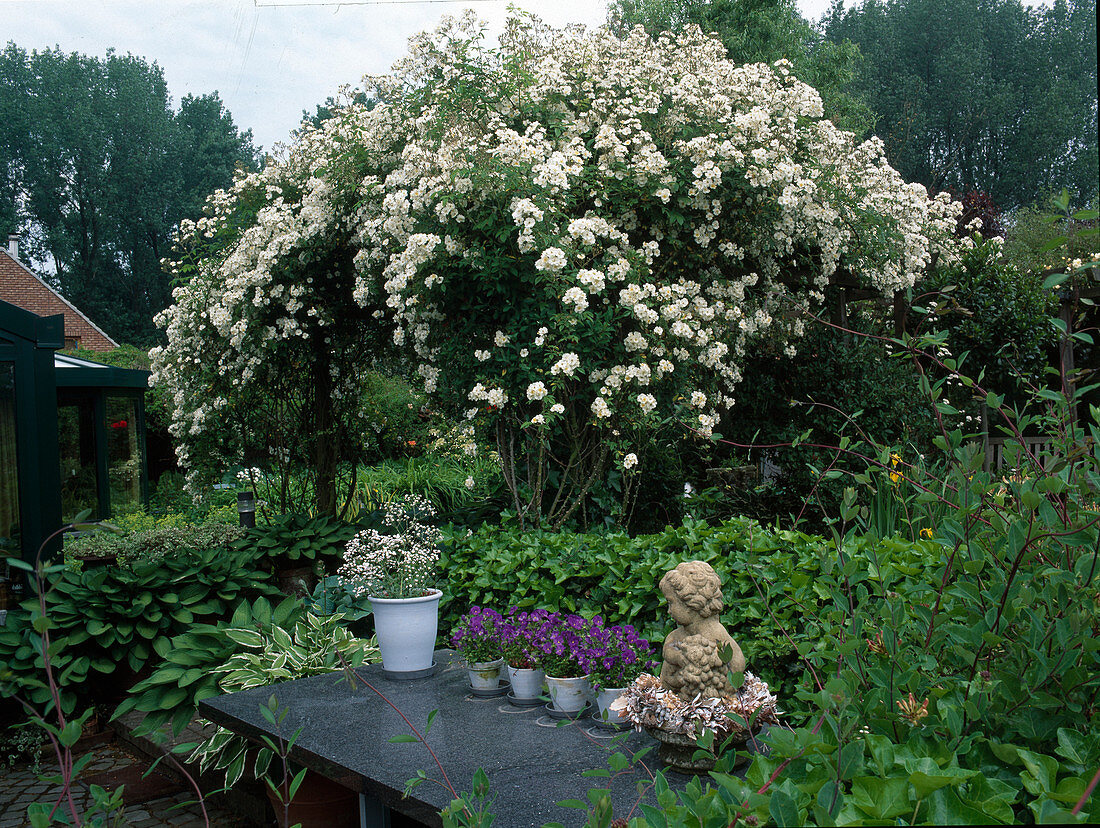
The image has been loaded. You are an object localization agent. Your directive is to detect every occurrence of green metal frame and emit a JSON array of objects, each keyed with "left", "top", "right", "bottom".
[
  {"left": 0, "top": 302, "right": 152, "bottom": 566},
  {"left": 56, "top": 356, "right": 151, "bottom": 520},
  {"left": 0, "top": 301, "right": 63, "bottom": 565}
]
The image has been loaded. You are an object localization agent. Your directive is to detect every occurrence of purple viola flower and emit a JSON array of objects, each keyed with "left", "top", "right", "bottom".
[{"left": 452, "top": 606, "right": 504, "bottom": 664}]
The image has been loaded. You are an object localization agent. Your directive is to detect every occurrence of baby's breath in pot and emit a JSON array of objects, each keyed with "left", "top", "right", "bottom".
[{"left": 338, "top": 495, "right": 441, "bottom": 599}]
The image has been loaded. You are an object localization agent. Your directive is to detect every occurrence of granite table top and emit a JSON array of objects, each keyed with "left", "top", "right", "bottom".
[{"left": 199, "top": 650, "right": 758, "bottom": 828}]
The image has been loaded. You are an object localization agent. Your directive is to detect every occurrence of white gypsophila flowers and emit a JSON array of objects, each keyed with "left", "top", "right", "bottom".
[{"left": 339, "top": 494, "right": 441, "bottom": 599}]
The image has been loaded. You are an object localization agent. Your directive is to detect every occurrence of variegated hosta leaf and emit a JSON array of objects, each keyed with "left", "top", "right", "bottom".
[
  {"left": 254, "top": 747, "right": 273, "bottom": 778},
  {"left": 224, "top": 628, "right": 265, "bottom": 648},
  {"left": 224, "top": 743, "right": 248, "bottom": 788}
]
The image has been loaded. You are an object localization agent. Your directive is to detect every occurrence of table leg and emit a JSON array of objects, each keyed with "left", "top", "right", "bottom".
[{"left": 360, "top": 792, "right": 392, "bottom": 828}]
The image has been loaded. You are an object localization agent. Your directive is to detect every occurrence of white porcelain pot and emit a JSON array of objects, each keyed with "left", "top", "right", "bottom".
[
  {"left": 467, "top": 658, "right": 505, "bottom": 690},
  {"left": 595, "top": 687, "right": 628, "bottom": 725},
  {"left": 545, "top": 675, "right": 591, "bottom": 713},
  {"left": 506, "top": 665, "right": 545, "bottom": 700},
  {"left": 368, "top": 589, "right": 441, "bottom": 673}
]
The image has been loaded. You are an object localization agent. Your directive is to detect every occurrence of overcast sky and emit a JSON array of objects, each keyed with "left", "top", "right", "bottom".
[{"left": 2, "top": 0, "right": 840, "bottom": 152}]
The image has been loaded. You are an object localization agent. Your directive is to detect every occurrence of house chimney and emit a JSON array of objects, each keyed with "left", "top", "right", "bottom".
[{"left": 6, "top": 234, "right": 17, "bottom": 260}]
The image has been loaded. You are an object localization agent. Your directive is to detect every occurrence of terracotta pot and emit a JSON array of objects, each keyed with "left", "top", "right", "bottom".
[{"left": 266, "top": 770, "right": 358, "bottom": 828}]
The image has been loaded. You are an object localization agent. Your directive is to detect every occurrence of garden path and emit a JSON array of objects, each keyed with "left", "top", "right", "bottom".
[{"left": 0, "top": 739, "right": 248, "bottom": 827}]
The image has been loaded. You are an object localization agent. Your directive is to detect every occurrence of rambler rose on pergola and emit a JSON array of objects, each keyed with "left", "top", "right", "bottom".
[{"left": 153, "top": 12, "right": 964, "bottom": 526}]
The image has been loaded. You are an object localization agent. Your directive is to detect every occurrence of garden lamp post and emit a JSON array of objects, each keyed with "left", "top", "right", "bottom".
[{"left": 237, "top": 490, "right": 256, "bottom": 528}]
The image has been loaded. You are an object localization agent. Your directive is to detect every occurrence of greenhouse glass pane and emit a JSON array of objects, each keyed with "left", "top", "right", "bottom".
[
  {"left": 59, "top": 399, "right": 97, "bottom": 521},
  {"left": 106, "top": 396, "right": 141, "bottom": 514}
]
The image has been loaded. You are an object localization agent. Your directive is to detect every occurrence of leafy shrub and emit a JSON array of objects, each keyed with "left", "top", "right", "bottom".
[
  {"left": 65, "top": 522, "right": 245, "bottom": 568},
  {"left": 359, "top": 370, "right": 433, "bottom": 462},
  {"left": 0, "top": 543, "right": 277, "bottom": 714},
  {"left": 62, "top": 530, "right": 126, "bottom": 564},
  {"left": 237, "top": 512, "right": 357, "bottom": 573},
  {"left": 719, "top": 318, "right": 938, "bottom": 530},
  {"left": 916, "top": 238, "right": 1058, "bottom": 394},
  {"left": 569, "top": 471, "right": 1100, "bottom": 824},
  {"left": 440, "top": 518, "right": 938, "bottom": 703},
  {"left": 949, "top": 188, "right": 1003, "bottom": 238},
  {"left": 1001, "top": 191, "right": 1098, "bottom": 275}
]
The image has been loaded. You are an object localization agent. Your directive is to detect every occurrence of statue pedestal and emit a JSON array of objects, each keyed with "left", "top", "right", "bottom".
[{"left": 643, "top": 726, "right": 749, "bottom": 775}]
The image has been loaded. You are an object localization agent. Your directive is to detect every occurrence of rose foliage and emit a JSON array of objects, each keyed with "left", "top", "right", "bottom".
[{"left": 153, "top": 13, "right": 963, "bottom": 526}]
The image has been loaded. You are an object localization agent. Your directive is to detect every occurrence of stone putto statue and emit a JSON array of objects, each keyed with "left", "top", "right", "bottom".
[{"left": 658, "top": 560, "right": 745, "bottom": 700}]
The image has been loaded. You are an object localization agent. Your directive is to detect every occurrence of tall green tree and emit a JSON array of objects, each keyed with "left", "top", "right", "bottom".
[
  {"left": 823, "top": 0, "right": 1098, "bottom": 212},
  {"left": 0, "top": 45, "right": 259, "bottom": 346},
  {"left": 609, "top": 0, "right": 874, "bottom": 133}
]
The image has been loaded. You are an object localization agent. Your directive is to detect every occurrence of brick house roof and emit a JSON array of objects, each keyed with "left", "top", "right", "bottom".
[{"left": 0, "top": 248, "right": 117, "bottom": 352}]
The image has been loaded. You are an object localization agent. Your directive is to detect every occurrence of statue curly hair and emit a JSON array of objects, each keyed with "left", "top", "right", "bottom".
[{"left": 659, "top": 561, "right": 724, "bottom": 619}]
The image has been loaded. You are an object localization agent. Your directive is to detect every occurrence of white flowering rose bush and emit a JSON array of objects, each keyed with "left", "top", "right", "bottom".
[
  {"left": 350, "top": 13, "right": 962, "bottom": 527},
  {"left": 151, "top": 106, "right": 401, "bottom": 512},
  {"left": 154, "top": 12, "right": 963, "bottom": 526}
]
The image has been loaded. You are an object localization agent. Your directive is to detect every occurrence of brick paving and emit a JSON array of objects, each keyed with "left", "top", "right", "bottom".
[{"left": 0, "top": 739, "right": 251, "bottom": 827}]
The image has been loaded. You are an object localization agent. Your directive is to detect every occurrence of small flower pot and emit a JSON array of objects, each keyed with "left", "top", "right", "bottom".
[
  {"left": 368, "top": 589, "right": 441, "bottom": 674},
  {"left": 595, "top": 687, "right": 628, "bottom": 725},
  {"left": 467, "top": 658, "right": 505, "bottom": 691},
  {"left": 507, "top": 665, "right": 545, "bottom": 701},
  {"left": 545, "top": 675, "right": 591, "bottom": 713}
]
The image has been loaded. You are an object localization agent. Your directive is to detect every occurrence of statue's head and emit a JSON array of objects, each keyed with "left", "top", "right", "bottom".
[{"left": 659, "top": 560, "right": 724, "bottom": 622}]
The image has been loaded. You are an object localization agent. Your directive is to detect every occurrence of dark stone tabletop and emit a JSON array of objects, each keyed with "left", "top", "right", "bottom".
[{"left": 199, "top": 650, "right": 760, "bottom": 828}]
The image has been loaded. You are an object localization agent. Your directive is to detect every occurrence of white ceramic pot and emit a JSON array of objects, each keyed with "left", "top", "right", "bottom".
[
  {"left": 595, "top": 687, "right": 628, "bottom": 725},
  {"left": 368, "top": 589, "right": 442, "bottom": 673},
  {"left": 506, "top": 665, "right": 545, "bottom": 700},
  {"left": 545, "top": 675, "right": 591, "bottom": 713},
  {"left": 467, "top": 658, "right": 505, "bottom": 690}
]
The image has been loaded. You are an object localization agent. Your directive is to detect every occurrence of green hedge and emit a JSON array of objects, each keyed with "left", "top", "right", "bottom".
[{"left": 440, "top": 518, "right": 936, "bottom": 699}]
